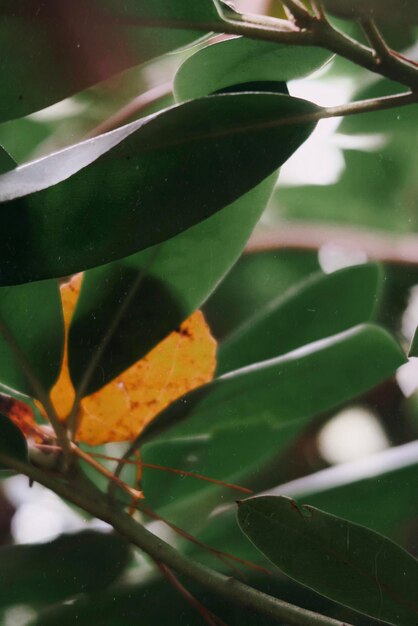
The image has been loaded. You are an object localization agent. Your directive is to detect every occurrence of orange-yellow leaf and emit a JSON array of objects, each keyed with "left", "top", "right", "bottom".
[{"left": 48, "top": 275, "right": 217, "bottom": 445}]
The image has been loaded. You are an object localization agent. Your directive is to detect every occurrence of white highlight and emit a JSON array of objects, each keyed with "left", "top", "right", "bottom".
[
  {"left": 318, "top": 406, "right": 389, "bottom": 465},
  {"left": 319, "top": 242, "right": 368, "bottom": 273},
  {"left": 4, "top": 476, "right": 109, "bottom": 544}
]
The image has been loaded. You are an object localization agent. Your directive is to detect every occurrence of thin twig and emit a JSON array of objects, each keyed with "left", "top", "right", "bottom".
[
  {"left": 360, "top": 19, "right": 393, "bottom": 65},
  {"left": 73, "top": 445, "right": 144, "bottom": 501},
  {"left": 316, "top": 90, "right": 418, "bottom": 119},
  {"left": 0, "top": 451, "right": 355, "bottom": 626},
  {"left": 157, "top": 561, "right": 224, "bottom": 626},
  {"left": 280, "top": 0, "right": 313, "bottom": 25},
  {"left": 90, "top": 451, "right": 252, "bottom": 494},
  {"left": 81, "top": 84, "right": 416, "bottom": 175},
  {"left": 245, "top": 220, "right": 418, "bottom": 267},
  {"left": 92, "top": 90, "right": 418, "bottom": 178},
  {"left": 310, "top": 0, "right": 328, "bottom": 22},
  {"left": 107, "top": 9, "right": 418, "bottom": 89},
  {"left": 137, "top": 502, "right": 270, "bottom": 577}
]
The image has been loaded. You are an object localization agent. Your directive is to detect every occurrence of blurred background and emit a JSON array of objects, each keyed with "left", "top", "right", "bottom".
[{"left": 0, "top": 2, "right": 417, "bottom": 624}]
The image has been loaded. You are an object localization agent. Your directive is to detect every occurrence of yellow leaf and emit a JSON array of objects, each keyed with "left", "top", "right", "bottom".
[{"left": 48, "top": 275, "right": 217, "bottom": 445}]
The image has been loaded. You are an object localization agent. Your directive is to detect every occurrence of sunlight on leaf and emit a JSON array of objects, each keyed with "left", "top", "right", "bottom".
[{"left": 48, "top": 275, "right": 217, "bottom": 445}]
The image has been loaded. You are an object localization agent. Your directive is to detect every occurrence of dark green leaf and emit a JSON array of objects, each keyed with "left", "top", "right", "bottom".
[
  {"left": 142, "top": 323, "right": 405, "bottom": 443},
  {"left": 0, "top": 413, "right": 28, "bottom": 470},
  {"left": 68, "top": 175, "right": 275, "bottom": 395},
  {"left": 297, "top": 442, "right": 418, "bottom": 542},
  {"left": 214, "top": 81, "right": 289, "bottom": 95},
  {"left": 142, "top": 418, "right": 304, "bottom": 526},
  {"left": 0, "top": 530, "right": 131, "bottom": 608},
  {"left": 218, "top": 263, "right": 381, "bottom": 374},
  {"left": 138, "top": 324, "right": 405, "bottom": 521},
  {"left": 0, "top": 280, "right": 64, "bottom": 398},
  {"left": 174, "top": 37, "right": 332, "bottom": 101},
  {"left": 0, "top": 145, "right": 15, "bottom": 174},
  {"left": 0, "top": 0, "right": 223, "bottom": 122},
  {"left": 204, "top": 250, "right": 319, "bottom": 340},
  {"left": 0, "top": 93, "right": 319, "bottom": 285},
  {"left": 193, "top": 443, "right": 418, "bottom": 574},
  {"left": 238, "top": 496, "right": 418, "bottom": 626}
]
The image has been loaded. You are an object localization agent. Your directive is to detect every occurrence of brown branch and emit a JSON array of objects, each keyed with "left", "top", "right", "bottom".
[
  {"left": 310, "top": 0, "right": 328, "bottom": 22},
  {"left": 280, "top": 0, "right": 313, "bottom": 25},
  {"left": 245, "top": 220, "right": 418, "bottom": 266},
  {"left": 360, "top": 19, "right": 393, "bottom": 65},
  {"left": 137, "top": 502, "right": 270, "bottom": 577},
  {"left": 106, "top": 9, "right": 418, "bottom": 89},
  {"left": 0, "top": 452, "right": 354, "bottom": 626}
]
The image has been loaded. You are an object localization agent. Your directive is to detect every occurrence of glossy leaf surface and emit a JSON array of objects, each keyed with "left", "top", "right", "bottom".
[
  {"left": 140, "top": 324, "right": 404, "bottom": 518},
  {"left": 142, "top": 324, "right": 404, "bottom": 443},
  {"left": 238, "top": 496, "right": 418, "bottom": 626},
  {"left": 68, "top": 175, "right": 275, "bottom": 395},
  {"left": 0, "top": 94, "right": 318, "bottom": 285},
  {"left": 218, "top": 263, "right": 381, "bottom": 374},
  {"left": 204, "top": 250, "right": 319, "bottom": 340},
  {"left": 192, "top": 444, "right": 418, "bottom": 576},
  {"left": 174, "top": 37, "right": 332, "bottom": 101}
]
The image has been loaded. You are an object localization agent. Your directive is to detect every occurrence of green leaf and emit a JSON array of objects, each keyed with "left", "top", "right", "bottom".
[
  {"left": 0, "top": 530, "right": 131, "bottom": 608},
  {"left": 0, "top": 145, "right": 15, "bottom": 174},
  {"left": 142, "top": 323, "right": 405, "bottom": 443},
  {"left": 0, "top": 93, "right": 319, "bottom": 286},
  {"left": 0, "top": 413, "right": 28, "bottom": 470},
  {"left": 0, "top": 0, "right": 223, "bottom": 122},
  {"left": 174, "top": 37, "right": 332, "bottom": 102},
  {"left": 214, "top": 81, "right": 289, "bottom": 95},
  {"left": 218, "top": 263, "right": 381, "bottom": 374},
  {"left": 193, "top": 443, "right": 418, "bottom": 573},
  {"left": 68, "top": 175, "right": 275, "bottom": 395},
  {"left": 138, "top": 324, "right": 405, "bottom": 520},
  {"left": 0, "top": 281, "right": 64, "bottom": 398},
  {"left": 295, "top": 442, "right": 418, "bottom": 540},
  {"left": 204, "top": 250, "right": 319, "bottom": 340},
  {"left": 237, "top": 496, "right": 418, "bottom": 626}
]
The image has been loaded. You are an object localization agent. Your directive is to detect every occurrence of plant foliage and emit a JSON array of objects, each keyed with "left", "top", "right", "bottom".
[{"left": 0, "top": 2, "right": 417, "bottom": 625}]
